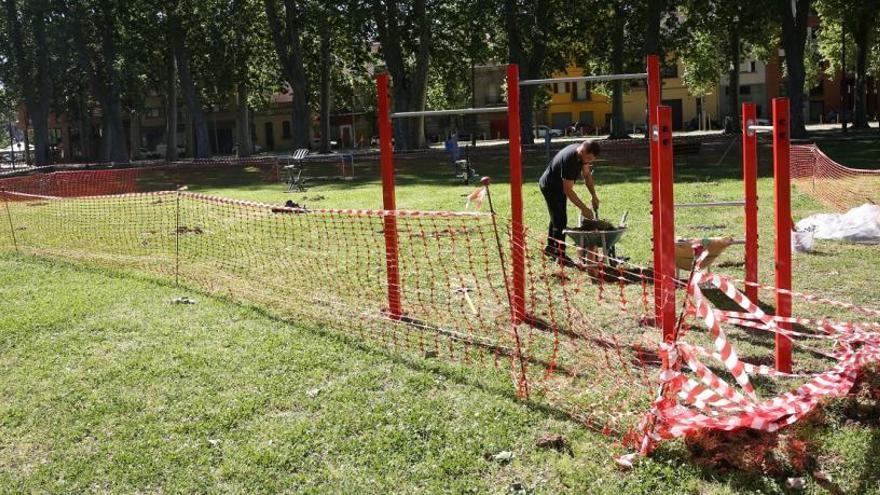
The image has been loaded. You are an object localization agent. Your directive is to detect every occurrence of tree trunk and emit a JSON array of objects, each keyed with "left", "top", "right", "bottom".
[
  {"left": 165, "top": 47, "right": 179, "bottom": 161},
  {"left": 23, "top": 112, "right": 31, "bottom": 165},
  {"left": 264, "top": 0, "right": 311, "bottom": 150},
  {"left": 4, "top": 0, "right": 51, "bottom": 165},
  {"left": 29, "top": 3, "right": 51, "bottom": 165},
  {"left": 644, "top": 0, "right": 663, "bottom": 56},
  {"left": 170, "top": 14, "right": 211, "bottom": 159},
  {"left": 97, "top": 3, "right": 129, "bottom": 163},
  {"left": 609, "top": 3, "right": 628, "bottom": 139},
  {"left": 235, "top": 83, "right": 252, "bottom": 157},
  {"left": 726, "top": 28, "right": 741, "bottom": 133},
  {"left": 129, "top": 111, "right": 141, "bottom": 160},
  {"left": 78, "top": 90, "right": 92, "bottom": 160},
  {"left": 373, "top": 0, "right": 430, "bottom": 150},
  {"left": 852, "top": 17, "right": 871, "bottom": 129},
  {"left": 319, "top": 21, "right": 331, "bottom": 154},
  {"left": 779, "top": 0, "right": 809, "bottom": 138},
  {"left": 183, "top": 106, "right": 194, "bottom": 157},
  {"left": 519, "top": 86, "right": 536, "bottom": 145}
]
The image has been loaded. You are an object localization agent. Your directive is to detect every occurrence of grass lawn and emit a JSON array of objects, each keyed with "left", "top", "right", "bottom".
[
  {"left": 1, "top": 135, "right": 879, "bottom": 492},
  {"left": 2, "top": 255, "right": 879, "bottom": 493}
]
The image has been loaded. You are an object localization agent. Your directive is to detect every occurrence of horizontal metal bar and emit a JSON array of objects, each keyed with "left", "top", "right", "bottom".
[
  {"left": 390, "top": 107, "right": 508, "bottom": 118},
  {"left": 519, "top": 72, "right": 648, "bottom": 86},
  {"left": 748, "top": 125, "right": 774, "bottom": 132},
  {"left": 674, "top": 201, "right": 746, "bottom": 208}
]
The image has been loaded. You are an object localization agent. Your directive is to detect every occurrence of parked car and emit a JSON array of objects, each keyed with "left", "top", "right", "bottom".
[{"left": 533, "top": 125, "right": 563, "bottom": 138}]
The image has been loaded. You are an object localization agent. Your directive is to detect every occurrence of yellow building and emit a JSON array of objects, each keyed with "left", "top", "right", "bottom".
[
  {"left": 622, "top": 60, "right": 721, "bottom": 131},
  {"left": 545, "top": 60, "right": 721, "bottom": 133},
  {"left": 543, "top": 66, "right": 613, "bottom": 133}
]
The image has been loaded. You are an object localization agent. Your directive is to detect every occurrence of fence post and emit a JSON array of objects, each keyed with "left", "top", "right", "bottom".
[
  {"left": 175, "top": 188, "right": 181, "bottom": 286},
  {"left": 742, "top": 103, "right": 759, "bottom": 302},
  {"left": 506, "top": 64, "right": 526, "bottom": 325},
  {"left": 772, "top": 98, "right": 792, "bottom": 373},
  {"left": 2, "top": 190, "right": 19, "bottom": 254},
  {"left": 376, "top": 73, "right": 402, "bottom": 320},
  {"left": 656, "top": 106, "right": 676, "bottom": 342},
  {"left": 646, "top": 54, "right": 662, "bottom": 325}
]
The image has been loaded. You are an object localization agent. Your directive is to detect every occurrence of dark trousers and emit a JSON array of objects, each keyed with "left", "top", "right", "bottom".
[{"left": 541, "top": 187, "right": 567, "bottom": 255}]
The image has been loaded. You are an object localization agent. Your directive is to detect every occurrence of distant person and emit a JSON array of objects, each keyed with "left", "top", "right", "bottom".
[{"left": 538, "top": 140, "right": 601, "bottom": 263}]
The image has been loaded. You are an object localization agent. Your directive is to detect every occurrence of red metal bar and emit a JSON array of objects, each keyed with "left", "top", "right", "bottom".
[
  {"left": 377, "top": 73, "right": 402, "bottom": 320},
  {"left": 772, "top": 98, "right": 792, "bottom": 373},
  {"left": 742, "top": 103, "right": 759, "bottom": 302},
  {"left": 506, "top": 64, "right": 526, "bottom": 324},
  {"left": 656, "top": 105, "right": 676, "bottom": 342},
  {"left": 646, "top": 54, "right": 662, "bottom": 324}
]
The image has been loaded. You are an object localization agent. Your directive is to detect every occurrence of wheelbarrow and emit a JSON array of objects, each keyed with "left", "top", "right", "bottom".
[{"left": 562, "top": 210, "right": 629, "bottom": 265}]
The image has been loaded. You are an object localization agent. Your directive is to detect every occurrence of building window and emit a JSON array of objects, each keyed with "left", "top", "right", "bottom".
[
  {"left": 661, "top": 62, "right": 678, "bottom": 78},
  {"left": 282, "top": 121, "right": 291, "bottom": 139},
  {"left": 573, "top": 82, "right": 591, "bottom": 101},
  {"left": 739, "top": 85, "right": 751, "bottom": 95},
  {"left": 554, "top": 82, "right": 567, "bottom": 94},
  {"left": 145, "top": 108, "right": 162, "bottom": 118}
]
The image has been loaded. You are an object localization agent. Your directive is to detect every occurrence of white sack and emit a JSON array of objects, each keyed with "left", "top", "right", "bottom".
[{"left": 795, "top": 203, "right": 880, "bottom": 244}]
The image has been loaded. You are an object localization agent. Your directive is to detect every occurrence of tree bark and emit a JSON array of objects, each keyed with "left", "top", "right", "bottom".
[
  {"left": 779, "top": 0, "right": 809, "bottom": 138},
  {"left": 129, "top": 110, "right": 141, "bottom": 160},
  {"left": 78, "top": 89, "right": 92, "bottom": 160},
  {"left": 183, "top": 106, "right": 194, "bottom": 157},
  {"left": 610, "top": 3, "right": 628, "bottom": 139},
  {"left": 319, "top": 20, "right": 331, "bottom": 154},
  {"left": 852, "top": 16, "right": 872, "bottom": 129},
  {"left": 165, "top": 45, "right": 179, "bottom": 161},
  {"left": 726, "top": 27, "right": 741, "bottom": 133},
  {"left": 235, "top": 83, "right": 253, "bottom": 157},
  {"left": 22, "top": 110, "right": 31, "bottom": 165},
  {"left": 170, "top": 13, "right": 211, "bottom": 158}
]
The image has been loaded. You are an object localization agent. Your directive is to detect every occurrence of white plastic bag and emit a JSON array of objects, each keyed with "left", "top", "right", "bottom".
[{"left": 795, "top": 203, "right": 880, "bottom": 244}]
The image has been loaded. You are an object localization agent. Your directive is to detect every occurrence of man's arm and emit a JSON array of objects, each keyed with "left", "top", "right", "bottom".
[
  {"left": 563, "top": 180, "right": 594, "bottom": 219},
  {"left": 582, "top": 165, "right": 600, "bottom": 210}
]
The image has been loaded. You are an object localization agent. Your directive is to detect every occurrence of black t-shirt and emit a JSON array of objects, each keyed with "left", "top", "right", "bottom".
[{"left": 538, "top": 143, "right": 582, "bottom": 193}]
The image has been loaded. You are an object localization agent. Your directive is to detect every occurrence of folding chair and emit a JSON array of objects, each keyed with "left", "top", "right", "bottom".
[{"left": 284, "top": 149, "right": 309, "bottom": 192}]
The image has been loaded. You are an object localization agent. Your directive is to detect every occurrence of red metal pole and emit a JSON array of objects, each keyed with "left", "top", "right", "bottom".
[
  {"left": 506, "top": 64, "right": 526, "bottom": 324},
  {"left": 646, "top": 54, "right": 663, "bottom": 325},
  {"left": 772, "top": 98, "right": 792, "bottom": 373},
  {"left": 377, "top": 73, "right": 402, "bottom": 320},
  {"left": 656, "top": 105, "right": 676, "bottom": 342},
  {"left": 742, "top": 103, "right": 759, "bottom": 302}
]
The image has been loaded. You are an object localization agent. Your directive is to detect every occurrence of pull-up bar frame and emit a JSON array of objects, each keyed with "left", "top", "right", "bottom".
[
  {"left": 391, "top": 107, "right": 508, "bottom": 118},
  {"left": 375, "top": 56, "right": 661, "bottom": 337},
  {"left": 519, "top": 72, "right": 648, "bottom": 86}
]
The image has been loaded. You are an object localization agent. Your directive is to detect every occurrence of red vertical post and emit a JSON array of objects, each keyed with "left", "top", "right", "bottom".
[
  {"left": 506, "top": 64, "right": 526, "bottom": 324},
  {"left": 772, "top": 97, "right": 792, "bottom": 373},
  {"left": 742, "top": 103, "right": 759, "bottom": 302},
  {"left": 377, "top": 73, "right": 402, "bottom": 320},
  {"left": 656, "top": 106, "right": 676, "bottom": 342},
  {"left": 646, "top": 55, "right": 663, "bottom": 324}
]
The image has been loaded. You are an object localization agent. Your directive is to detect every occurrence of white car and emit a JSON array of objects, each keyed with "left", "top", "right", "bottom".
[{"left": 534, "top": 125, "right": 563, "bottom": 138}]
